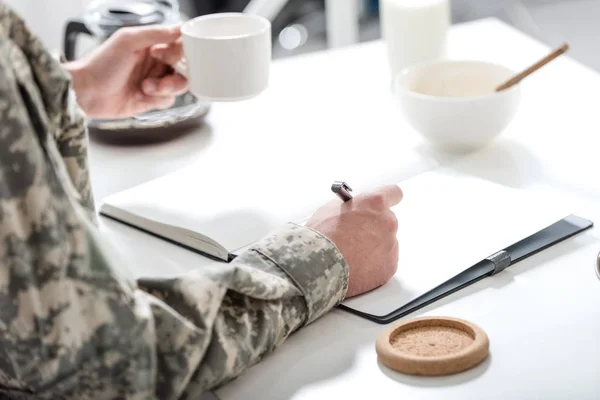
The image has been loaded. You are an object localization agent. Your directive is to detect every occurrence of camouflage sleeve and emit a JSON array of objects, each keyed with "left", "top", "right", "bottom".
[
  {"left": 0, "top": 5, "right": 349, "bottom": 399},
  {"left": 139, "top": 223, "right": 349, "bottom": 397},
  {"left": 52, "top": 87, "right": 96, "bottom": 214},
  {"left": 2, "top": 3, "right": 95, "bottom": 213}
]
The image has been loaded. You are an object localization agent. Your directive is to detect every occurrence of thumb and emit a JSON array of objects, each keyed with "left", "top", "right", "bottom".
[{"left": 117, "top": 24, "right": 181, "bottom": 50}]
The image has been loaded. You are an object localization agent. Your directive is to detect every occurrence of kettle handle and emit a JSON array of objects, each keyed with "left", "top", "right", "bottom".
[{"left": 64, "top": 18, "right": 92, "bottom": 61}]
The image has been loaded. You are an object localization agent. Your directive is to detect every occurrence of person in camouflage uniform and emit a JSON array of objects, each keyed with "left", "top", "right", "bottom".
[{"left": 0, "top": 3, "right": 402, "bottom": 399}]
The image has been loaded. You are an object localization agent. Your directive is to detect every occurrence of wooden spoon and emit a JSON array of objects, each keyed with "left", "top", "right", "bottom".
[{"left": 496, "top": 43, "right": 569, "bottom": 92}]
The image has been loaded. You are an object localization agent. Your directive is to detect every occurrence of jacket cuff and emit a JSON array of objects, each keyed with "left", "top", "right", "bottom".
[{"left": 251, "top": 223, "right": 349, "bottom": 325}]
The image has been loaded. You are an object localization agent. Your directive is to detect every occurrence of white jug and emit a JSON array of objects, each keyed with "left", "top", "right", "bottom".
[{"left": 380, "top": 0, "right": 450, "bottom": 75}]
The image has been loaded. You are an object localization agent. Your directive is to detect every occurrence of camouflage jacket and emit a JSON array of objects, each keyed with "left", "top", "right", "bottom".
[{"left": 0, "top": 5, "right": 349, "bottom": 399}]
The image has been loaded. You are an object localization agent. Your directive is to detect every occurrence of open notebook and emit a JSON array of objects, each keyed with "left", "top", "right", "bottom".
[
  {"left": 340, "top": 168, "right": 577, "bottom": 319},
  {"left": 100, "top": 166, "right": 342, "bottom": 261},
  {"left": 101, "top": 165, "right": 573, "bottom": 268}
]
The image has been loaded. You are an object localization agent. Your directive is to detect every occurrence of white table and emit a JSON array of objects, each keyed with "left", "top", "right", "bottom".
[{"left": 89, "top": 18, "right": 600, "bottom": 399}]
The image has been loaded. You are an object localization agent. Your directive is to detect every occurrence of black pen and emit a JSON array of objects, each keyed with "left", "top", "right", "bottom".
[{"left": 331, "top": 181, "right": 353, "bottom": 202}]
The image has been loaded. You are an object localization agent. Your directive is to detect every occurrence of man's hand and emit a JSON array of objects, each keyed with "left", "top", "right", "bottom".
[
  {"left": 64, "top": 25, "right": 188, "bottom": 120},
  {"left": 306, "top": 185, "right": 402, "bottom": 298}
]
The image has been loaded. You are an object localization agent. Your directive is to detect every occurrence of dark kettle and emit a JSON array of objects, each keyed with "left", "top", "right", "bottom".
[{"left": 63, "top": 0, "right": 180, "bottom": 61}]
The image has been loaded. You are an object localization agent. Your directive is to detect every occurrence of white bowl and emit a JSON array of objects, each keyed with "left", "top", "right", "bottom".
[{"left": 394, "top": 60, "right": 521, "bottom": 151}]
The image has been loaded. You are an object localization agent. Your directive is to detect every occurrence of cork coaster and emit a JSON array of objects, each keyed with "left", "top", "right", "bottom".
[{"left": 376, "top": 316, "right": 489, "bottom": 376}]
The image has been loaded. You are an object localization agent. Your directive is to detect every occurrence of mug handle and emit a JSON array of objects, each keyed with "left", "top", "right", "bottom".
[{"left": 173, "top": 59, "right": 189, "bottom": 79}]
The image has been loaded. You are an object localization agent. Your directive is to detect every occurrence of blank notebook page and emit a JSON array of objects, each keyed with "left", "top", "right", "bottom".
[
  {"left": 101, "top": 167, "right": 326, "bottom": 252},
  {"left": 341, "top": 168, "right": 571, "bottom": 316},
  {"left": 100, "top": 150, "right": 429, "bottom": 253}
]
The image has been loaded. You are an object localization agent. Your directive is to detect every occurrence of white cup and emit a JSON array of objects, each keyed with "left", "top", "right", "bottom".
[{"left": 174, "top": 13, "right": 271, "bottom": 102}]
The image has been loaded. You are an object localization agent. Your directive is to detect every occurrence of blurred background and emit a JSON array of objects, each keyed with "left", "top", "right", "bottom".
[{"left": 5, "top": 0, "right": 600, "bottom": 71}]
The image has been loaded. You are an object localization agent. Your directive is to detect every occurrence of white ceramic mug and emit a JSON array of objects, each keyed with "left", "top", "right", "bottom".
[{"left": 174, "top": 13, "right": 271, "bottom": 101}]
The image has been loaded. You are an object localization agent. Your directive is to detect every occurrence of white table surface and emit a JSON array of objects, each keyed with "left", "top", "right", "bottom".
[{"left": 89, "top": 18, "right": 600, "bottom": 400}]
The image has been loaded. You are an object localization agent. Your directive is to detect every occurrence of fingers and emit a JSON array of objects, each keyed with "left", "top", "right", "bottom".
[
  {"left": 355, "top": 185, "right": 403, "bottom": 210},
  {"left": 142, "top": 74, "right": 188, "bottom": 97},
  {"left": 385, "top": 210, "right": 399, "bottom": 233},
  {"left": 137, "top": 73, "right": 186, "bottom": 113},
  {"left": 137, "top": 94, "right": 177, "bottom": 112},
  {"left": 387, "top": 239, "right": 400, "bottom": 278},
  {"left": 116, "top": 24, "right": 181, "bottom": 50},
  {"left": 373, "top": 185, "right": 403, "bottom": 208},
  {"left": 391, "top": 239, "right": 399, "bottom": 266},
  {"left": 150, "top": 40, "right": 184, "bottom": 67}
]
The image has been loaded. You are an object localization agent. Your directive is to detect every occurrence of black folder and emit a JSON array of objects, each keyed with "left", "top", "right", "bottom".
[{"left": 338, "top": 215, "right": 593, "bottom": 324}]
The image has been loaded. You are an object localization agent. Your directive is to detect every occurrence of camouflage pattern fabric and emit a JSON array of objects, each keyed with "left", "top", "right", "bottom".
[{"left": 0, "top": 4, "right": 349, "bottom": 399}]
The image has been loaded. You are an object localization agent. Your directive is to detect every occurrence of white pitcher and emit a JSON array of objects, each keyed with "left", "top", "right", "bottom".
[{"left": 380, "top": 0, "right": 450, "bottom": 75}]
